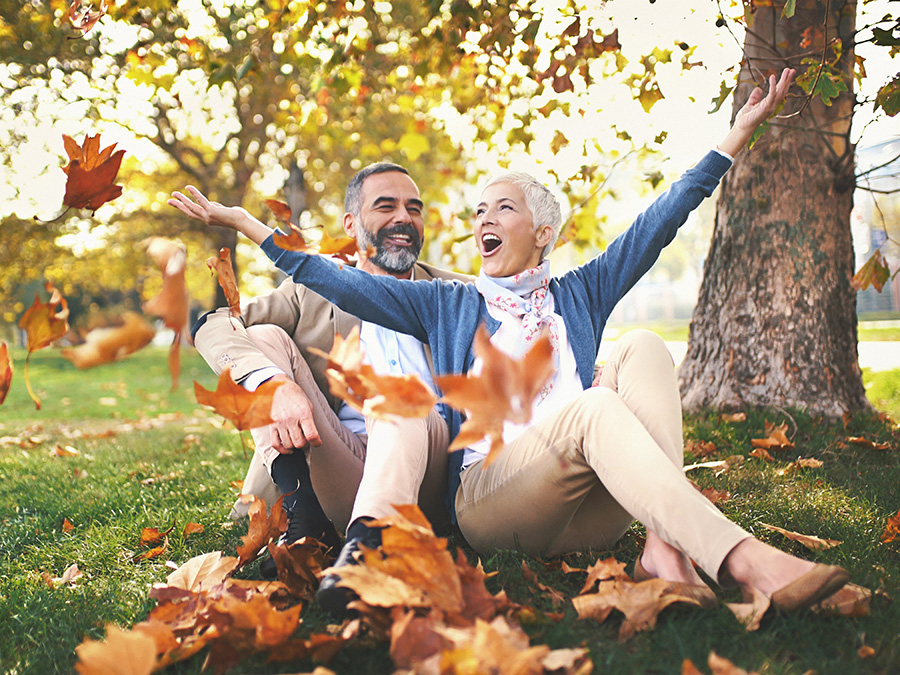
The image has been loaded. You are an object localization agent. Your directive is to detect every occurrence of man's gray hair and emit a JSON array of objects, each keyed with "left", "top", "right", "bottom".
[
  {"left": 344, "top": 162, "right": 411, "bottom": 217},
  {"left": 484, "top": 172, "right": 562, "bottom": 260}
]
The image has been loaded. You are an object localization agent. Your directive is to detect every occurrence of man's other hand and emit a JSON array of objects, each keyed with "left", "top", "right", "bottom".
[{"left": 267, "top": 375, "right": 322, "bottom": 453}]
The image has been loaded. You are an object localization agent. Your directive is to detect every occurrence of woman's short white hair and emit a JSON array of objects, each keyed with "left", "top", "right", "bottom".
[{"left": 484, "top": 172, "right": 562, "bottom": 260}]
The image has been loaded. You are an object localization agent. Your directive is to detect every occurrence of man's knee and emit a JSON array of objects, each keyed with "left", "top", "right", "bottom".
[{"left": 246, "top": 323, "right": 293, "bottom": 348}]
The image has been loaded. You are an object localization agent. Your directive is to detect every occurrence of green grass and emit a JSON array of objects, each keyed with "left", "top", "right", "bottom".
[{"left": 1, "top": 350, "right": 899, "bottom": 674}]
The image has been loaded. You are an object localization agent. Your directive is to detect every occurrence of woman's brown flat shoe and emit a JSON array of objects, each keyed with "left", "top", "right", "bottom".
[
  {"left": 633, "top": 556, "right": 718, "bottom": 609},
  {"left": 769, "top": 564, "right": 850, "bottom": 612}
]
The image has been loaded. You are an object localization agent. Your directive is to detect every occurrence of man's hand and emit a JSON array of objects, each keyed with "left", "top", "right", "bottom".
[
  {"left": 266, "top": 375, "right": 322, "bottom": 454},
  {"left": 718, "top": 68, "right": 796, "bottom": 158}
]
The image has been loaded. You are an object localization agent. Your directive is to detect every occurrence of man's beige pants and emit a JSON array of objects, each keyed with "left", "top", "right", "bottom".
[
  {"left": 455, "top": 330, "right": 750, "bottom": 582},
  {"left": 232, "top": 324, "right": 450, "bottom": 534}
]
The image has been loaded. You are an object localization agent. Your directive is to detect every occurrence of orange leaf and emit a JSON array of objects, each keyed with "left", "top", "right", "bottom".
[
  {"left": 267, "top": 538, "right": 330, "bottom": 600},
  {"left": 309, "top": 326, "right": 437, "bottom": 419},
  {"left": 61, "top": 312, "right": 156, "bottom": 369},
  {"left": 75, "top": 624, "right": 157, "bottom": 675},
  {"left": 264, "top": 199, "right": 293, "bottom": 223},
  {"left": 749, "top": 447, "right": 774, "bottom": 462},
  {"left": 759, "top": 522, "right": 842, "bottom": 551},
  {"left": 271, "top": 222, "right": 315, "bottom": 252},
  {"left": 68, "top": 1, "right": 108, "bottom": 37},
  {"left": 18, "top": 282, "right": 69, "bottom": 409},
  {"left": 684, "top": 439, "right": 717, "bottom": 458},
  {"left": 750, "top": 420, "right": 793, "bottom": 452},
  {"left": 62, "top": 517, "right": 75, "bottom": 533},
  {"left": 578, "top": 556, "right": 631, "bottom": 595},
  {"left": 719, "top": 412, "right": 747, "bottom": 423},
  {"left": 206, "top": 248, "right": 240, "bottom": 319},
  {"left": 134, "top": 537, "right": 169, "bottom": 562},
  {"left": 142, "top": 238, "right": 189, "bottom": 333},
  {"left": 318, "top": 229, "right": 359, "bottom": 262},
  {"left": 182, "top": 522, "right": 204, "bottom": 538},
  {"left": 881, "top": 507, "right": 900, "bottom": 543},
  {"left": 0, "top": 342, "right": 12, "bottom": 405},
  {"left": 851, "top": 249, "right": 891, "bottom": 292},
  {"left": 436, "top": 325, "right": 555, "bottom": 466},
  {"left": 846, "top": 436, "right": 891, "bottom": 451},
  {"left": 194, "top": 368, "right": 283, "bottom": 431},
  {"left": 61, "top": 133, "right": 124, "bottom": 212},
  {"left": 236, "top": 495, "right": 287, "bottom": 566},
  {"left": 433, "top": 616, "right": 552, "bottom": 674},
  {"left": 813, "top": 582, "right": 872, "bottom": 617},
  {"left": 141, "top": 518, "right": 176, "bottom": 546}
]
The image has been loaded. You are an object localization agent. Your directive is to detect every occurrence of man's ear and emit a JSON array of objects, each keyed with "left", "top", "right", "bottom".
[
  {"left": 535, "top": 223, "right": 554, "bottom": 250},
  {"left": 342, "top": 212, "right": 356, "bottom": 237}
]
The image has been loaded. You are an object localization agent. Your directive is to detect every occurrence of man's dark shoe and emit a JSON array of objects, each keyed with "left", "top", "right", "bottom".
[
  {"left": 316, "top": 520, "right": 383, "bottom": 615},
  {"left": 259, "top": 503, "right": 341, "bottom": 579}
]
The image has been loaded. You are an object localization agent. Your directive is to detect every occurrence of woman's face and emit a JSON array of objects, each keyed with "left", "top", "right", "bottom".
[{"left": 475, "top": 182, "right": 549, "bottom": 277}]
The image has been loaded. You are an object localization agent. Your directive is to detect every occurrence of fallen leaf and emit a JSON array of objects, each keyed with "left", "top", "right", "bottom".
[
  {"left": 60, "top": 132, "right": 124, "bottom": 213},
  {"left": 683, "top": 651, "right": 759, "bottom": 675},
  {"left": 141, "top": 518, "right": 176, "bottom": 546},
  {"left": 685, "top": 439, "right": 718, "bottom": 458},
  {"left": 159, "top": 551, "right": 239, "bottom": 593},
  {"left": 309, "top": 326, "right": 438, "bottom": 419},
  {"left": 182, "top": 522, "right": 204, "bottom": 538},
  {"left": 719, "top": 412, "right": 747, "bottom": 423},
  {"left": 236, "top": 495, "right": 287, "bottom": 566},
  {"left": 68, "top": 1, "right": 108, "bottom": 37},
  {"left": 749, "top": 447, "right": 774, "bottom": 462},
  {"left": 858, "top": 645, "right": 875, "bottom": 659},
  {"left": 206, "top": 248, "right": 240, "bottom": 320},
  {"left": 194, "top": 368, "right": 283, "bottom": 431},
  {"left": 434, "top": 616, "right": 552, "bottom": 675},
  {"left": 846, "top": 436, "right": 891, "bottom": 451},
  {"left": 75, "top": 623, "right": 156, "bottom": 675},
  {"left": 437, "top": 325, "right": 555, "bottom": 466},
  {"left": 268, "top": 537, "right": 331, "bottom": 600},
  {"left": 18, "top": 282, "right": 70, "bottom": 409},
  {"left": 759, "top": 522, "right": 842, "bottom": 551},
  {"left": 880, "top": 507, "right": 900, "bottom": 543},
  {"left": 750, "top": 420, "right": 794, "bottom": 452},
  {"left": 51, "top": 444, "right": 80, "bottom": 457},
  {"left": 782, "top": 457, "right": 824, "bottom": 473},
  {"left": 521, "top": 561, "right": 567, "bottom": 607},
  {"left": 59, "top": 562, "right": 83, "bottom": 585},
  {"left": 63, "top": 518, "right": 75, "bottom": 533},
  {"left": 813, "top": 582, "right": 872, "bottom": 617},
  {"left": 134, "top": 537, "right": 169, "bottom": 562},
  {"left": 578, "top": 556, "right": 631, "bottom": 595},
  {"left": 725, "top": 587, "right": 770, "bottom": 631},
  {"left": 61, "top": 312, "right": 156, "bottom": 369},
  {"left": 0, "top": 342, "right": 12, "bottom": 405},
  {"left": 699, "top": 486, "right": 731, "bottom": 505}
]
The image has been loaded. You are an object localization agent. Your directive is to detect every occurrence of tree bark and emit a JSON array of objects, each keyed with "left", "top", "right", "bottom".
[{"left": 679, "top": 0, "right": 870, "bottom": 416}]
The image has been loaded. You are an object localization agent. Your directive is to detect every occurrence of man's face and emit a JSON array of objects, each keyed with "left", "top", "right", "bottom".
[{"left": 351, "top": 171, "right": 425, "bottom": 276}]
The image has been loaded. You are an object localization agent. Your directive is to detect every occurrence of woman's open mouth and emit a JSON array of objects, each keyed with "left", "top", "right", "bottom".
[{"left": 482, "top": 233, "right": 502, "bottom": 255}]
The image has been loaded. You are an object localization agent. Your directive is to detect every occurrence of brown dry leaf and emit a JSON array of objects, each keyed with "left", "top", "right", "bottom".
[
  {"left": 264, "top": 198, "right": 293, "bottom": 223},
  {"left": 272, "top": 222, "right": 315, "bottom": 252},
  {"left": 573, "top": 577, "right": 700, "bottom": 641},
  {"left": 63, "top": 518, "right": 75, "bottom": 533},
  {"left": 749, "top": 447, "right": 774, "bottom": 462},
  {"left": 68, "top": 1, "right": 108, "bottom": 37},
  {"left": 750, "top": 420, "right": 794, "bottom": 452},
  {"left": 813, "top": 582, "right": 872, "bottom": 617},
  {"left": 141, "top": 518, "right": 176, "bottom": 547},
  {"left": 851, "top": 249, "right": 891, "bottom": 292},
  {"left": 267, "top": 537, "right": 330, "bottom": 600},
  {"left": 0, "top": 341, "right": 12, "bottom": 405},
  {"left": 74, "top": 623, "right": 156, "bottom": 675},
  {"left": 858, "top": 645, "right": 875, "bottom": 659},
  {"left": 194, "top": 368, "right": 283, "bottom": 431},
  {"left": 236, "top": 495, "right": 287, "bottom": 566},
  {"left": 719, "top": 412, "right": 747, "bottom": 423},
  {"left": 134, "top": 537, "right": 169, "bottom": 562},
  {"left": 389, "top": 609, "right": 449, "bottom": 671},
  {"left": 60, "top": 132, "right": 124, "bottom": 212},
  {"left": 435, "top": 616, "right": 551, "bottom": 675},
  {"left": 683, "top": 651, "right": 758, "bottom": 675},
  {"left": 781, "top": 457, "right": 824, "bottom": 475},
  {"left": 521, "top": 561, "right": 567, "bottom": 607},
  {"left": 309, "top": 326, "right": 437, "bottom": 419},
  {"left": 700, "top": 486, "right": 731, "bottom": 505},
  {"left": 51, "top": 444, "right": 80, "bottom": 457},
  {"left": 685, "top": 439, "right": 717, "bottom": 458},
  {"left": 18, "top": 282, "right": 70, "bottom": 409},
  {"left": 206, "top": 248, "right": 240, "bottom": 320},
  {"left": 725, "top": 587, "right": 770, "bottom": 631},
  {"left": 142, "top": 238, "right": 189, "bottom": 390},
  {"left": 578, "top": 556, "right": 631, "bottom": 595},
  {"left": 182, "top": 522, "right": 204, "bottom": 538},
  {"left": 61, "top": 312, "right": 155, "bottom": 369},
  {"left": 158, "top": 551, "right": 239, "bottom": 594},
  {"left": 437, "top": 325, "right": 555, "bottom": 466},
  {"left": 882, "top": 507, "right": 900, "bottom": 543},
  {"left": 759, "top": 522, "right": 842, "bottom": 551},
  {"left": 846, "top": 436, "right": 891, "bottom": 451}
]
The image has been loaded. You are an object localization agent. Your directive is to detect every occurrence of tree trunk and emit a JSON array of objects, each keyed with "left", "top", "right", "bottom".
[{"left": 679, "top": 0, "right": 870, "bottom": 417}]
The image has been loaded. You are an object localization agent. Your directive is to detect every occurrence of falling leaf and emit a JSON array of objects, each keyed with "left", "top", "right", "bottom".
[
  {"left": 750, "top": 420, "right": 793, "bottom": 452},
  {"left": 725, "top": 587, "right": 770, "bottom": 631},
  {"left": 573, "top": 577, "right": 701, "bottom": 641},
  {"left": 881, "top": 508, "right": 900, "bottom": 543},
  {"left": 851, "top": 250, "right": 891, "bottom": 292},
  {"left": 846, "top": 436, "right": 891, "bottom": 451},
  {"left": 236, "top": 495, "right": 287, "bottom": 566},
  {"left": 264, "top": 199, "right": 293, "bottom": 223},
  {"left": 760, "top": 522, "right": 842, "bottom": 551},
  {"left": 182, "top": 522, "right": 204, "bottom": 538},
  {"left": 68, "top": 1, "right": 108, "bottom": 37},
  {"left": 60, "top": 133, "right": 125, "bottom": 212},
  {"left": 63, "top": 518, "right": 75, "bottom": 533},
  {"left": 0, "top": 342, "right": 12, "bottom": 405},
  {"left": 318, "top": 229, "right": 359, "bottom": 262},
  {"left": 309, "top": 327, "right": 438, "bottom": 419},
  {"left": 61, "top": 312, "right": 156, "bottom": 369},
  {"left": 206, "top": 248, "right": 240, "bottom": 320},
  {"left": 437, "top": 326, "right": 555, "bottom": 466},
  {"left": 18, "top": 282, "right": 70, "bottom": 409},
  {"left": 194, "top": 368, "right": 283, "bottom": 431},
  {"left": 272, "top": 222, "right": 315, "bottom": 252},
  {"left": 142, "top": 238, "right": 189, "bottom": 391},
  {"left": 75, "top": 623, "right": 157, "bottom": 675},
  {"left": 813, "top": 582, "right": 872, "bottom": 617},
  {"left": 141, "top": 518, "right": 176, "bottom": 547}
]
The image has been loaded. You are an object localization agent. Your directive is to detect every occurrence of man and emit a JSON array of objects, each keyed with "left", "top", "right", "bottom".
[{"left": 173, "top": 163, "right": 467, "bottom": 583}]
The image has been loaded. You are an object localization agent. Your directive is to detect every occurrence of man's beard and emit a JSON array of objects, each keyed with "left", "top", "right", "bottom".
[{"left": 357, "top": 223, "right": 422, "bottom": 275}]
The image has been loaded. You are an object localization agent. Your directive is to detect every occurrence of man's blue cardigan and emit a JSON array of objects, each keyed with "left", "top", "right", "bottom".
[{"left": 260, "top": 150, "right": 732, "bottom": 516}]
